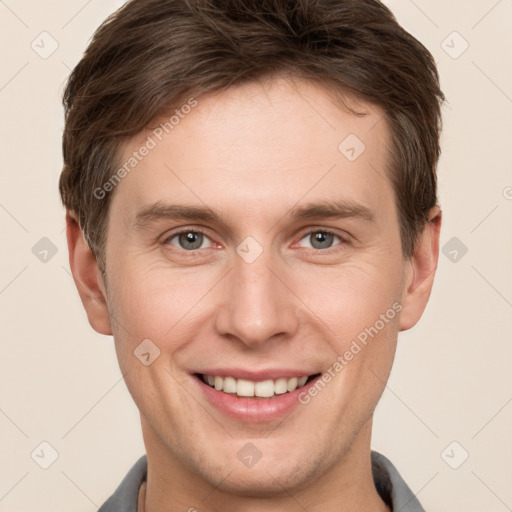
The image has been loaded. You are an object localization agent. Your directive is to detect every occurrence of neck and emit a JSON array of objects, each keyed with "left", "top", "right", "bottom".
[{"left": 139, "top": 418, "right": 390, "bottom": 512}]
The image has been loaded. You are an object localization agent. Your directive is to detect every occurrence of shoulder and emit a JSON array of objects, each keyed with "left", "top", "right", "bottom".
[
  {"left": 371, "top": 451, "right": 426, "bottom": 512},
  {"left": 97, "top": 455, "right": 147, "bottom": 512}
]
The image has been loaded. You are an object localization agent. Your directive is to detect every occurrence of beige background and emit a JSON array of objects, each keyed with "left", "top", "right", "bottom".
[{"left": 1, "top": 0, "right": 511, "bottom": 510}]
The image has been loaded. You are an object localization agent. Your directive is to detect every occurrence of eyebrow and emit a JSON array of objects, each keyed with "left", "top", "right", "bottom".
[{"left": 133, "top": 199, "right": 375, "bottom": 229}]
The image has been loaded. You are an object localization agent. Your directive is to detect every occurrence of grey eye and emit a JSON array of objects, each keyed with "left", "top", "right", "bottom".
[
  {"left": 300, "top": 231, "right": 340, "bottom": 250},
  {"left": 169, "top": 231, "right": 210, "bottom": 251}
]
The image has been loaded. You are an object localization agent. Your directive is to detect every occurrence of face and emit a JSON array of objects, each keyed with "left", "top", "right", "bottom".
[{"left": 100, "top": 77, "right": 411, "bottom": 496}]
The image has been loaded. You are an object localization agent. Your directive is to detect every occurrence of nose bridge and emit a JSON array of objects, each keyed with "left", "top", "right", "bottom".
[{"left": 214, "top": 242, "right": 299, "bottom": 346}]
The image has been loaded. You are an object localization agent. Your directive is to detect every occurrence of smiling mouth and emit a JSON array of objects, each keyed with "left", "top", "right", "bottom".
[{"left": 197, "top": 373, "right": 321, "bottom": 398}]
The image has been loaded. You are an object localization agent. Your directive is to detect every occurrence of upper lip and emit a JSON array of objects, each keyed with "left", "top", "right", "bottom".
[{"left": 194, "top": 368, "right": 320, "bottom": 380}]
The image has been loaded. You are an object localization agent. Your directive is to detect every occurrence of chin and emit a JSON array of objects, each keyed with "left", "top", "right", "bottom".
[
  {"left": 210, "top": 471, "right": 304, "bottom": 498},
  {"left": 197, "top": 451, "right": 321, "bottom": 498}
]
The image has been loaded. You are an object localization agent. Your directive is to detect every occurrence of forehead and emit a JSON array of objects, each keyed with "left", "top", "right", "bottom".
[{"left": 110, "top": 77, "right": 394, "bottom": 227}]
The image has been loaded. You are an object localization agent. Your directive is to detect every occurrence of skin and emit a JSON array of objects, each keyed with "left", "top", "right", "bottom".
[{"left": 66, "top": 76, "right": 441, "bottom": 512}]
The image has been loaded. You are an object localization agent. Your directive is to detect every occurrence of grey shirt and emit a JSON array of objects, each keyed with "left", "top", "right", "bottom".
[{"left": 98, "top": 451, "right": 425, "bottom": 511}]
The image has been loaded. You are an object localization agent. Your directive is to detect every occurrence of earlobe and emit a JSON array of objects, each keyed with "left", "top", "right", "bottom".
[
  {"left": 399, "top": 207, "right": 442, "bottom": 332},
  {"left": 66, "top": 211, "right": 113, "bottom": 335}
]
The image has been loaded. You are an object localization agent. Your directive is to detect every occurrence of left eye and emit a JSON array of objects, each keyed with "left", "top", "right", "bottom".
[
  {"left": 166, "top": 231, "right": 212, "bottom": 251},
  {"left": 298, "top": 230, "right": 342, "bottom": 250}
]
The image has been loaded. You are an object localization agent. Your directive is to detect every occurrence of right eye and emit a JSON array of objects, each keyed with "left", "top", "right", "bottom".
[{"left": 163, "top": 229, "right": 213, "bottom": 251}]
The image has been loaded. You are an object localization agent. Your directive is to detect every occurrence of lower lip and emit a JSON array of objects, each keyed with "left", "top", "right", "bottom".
[{"left": 194, "top": 374, "right": 321, "bottom": 422}]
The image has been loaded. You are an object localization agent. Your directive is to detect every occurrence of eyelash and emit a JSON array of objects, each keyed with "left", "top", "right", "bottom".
[{"left": 162, "top": 227, "right": 349, "bottom": 254}]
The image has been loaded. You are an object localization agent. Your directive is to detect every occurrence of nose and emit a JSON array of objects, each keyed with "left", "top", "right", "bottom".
[{"left": 214, "top": 248, "right": 299, "bottom": 348}]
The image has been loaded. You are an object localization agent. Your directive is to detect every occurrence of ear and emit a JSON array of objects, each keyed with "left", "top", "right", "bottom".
[
  {"left": 399, "top": 206, "right": 442, "bottom": 332},
  {"left": 65, "top": 211, "right": 112, "bottom": 335}
]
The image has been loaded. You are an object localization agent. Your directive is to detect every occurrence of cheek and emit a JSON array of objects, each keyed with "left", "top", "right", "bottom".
[
  {"left": 110, "top": 263, "right": 189, "bottom": 329},
  {"left": 295, "top": 259, "right": 402, "bottom": 410},
  {"left": 106, "top": 261, "right": 218, "bottom": 362},
  {"left": 299, "top": 260, "right": 404, "bottom": 345},
  {"left": 106, "top": 264, "right": 199, "bottom": 418}
]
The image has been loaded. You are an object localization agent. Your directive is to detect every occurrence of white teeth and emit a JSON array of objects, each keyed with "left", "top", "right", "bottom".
[
  {"left": 201, "top": 374, "right": 311, "bottom": 397},
  {"left": 274, "top": 378, "right": 288, "bottom": 395},
  {"left": 223, "top": 376, "right": 237, "bottom": 394},
  {"left": 287, "top": 377, "right": 298, "bottom": 392},
  {"left": 255, "top": 379, "right": 274, "bottom": 398},
  {"left": 237, "top": 379, "right": 254, "bottom": 397}
]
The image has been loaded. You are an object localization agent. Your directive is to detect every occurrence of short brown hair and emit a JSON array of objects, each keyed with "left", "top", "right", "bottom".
[{"left": 59, "top": 0, "right": 444, "bottom": 271}]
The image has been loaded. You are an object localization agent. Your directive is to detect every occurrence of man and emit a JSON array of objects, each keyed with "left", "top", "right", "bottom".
[{"left": 59, "top": 0, "right": 444, "bottom": 510}]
